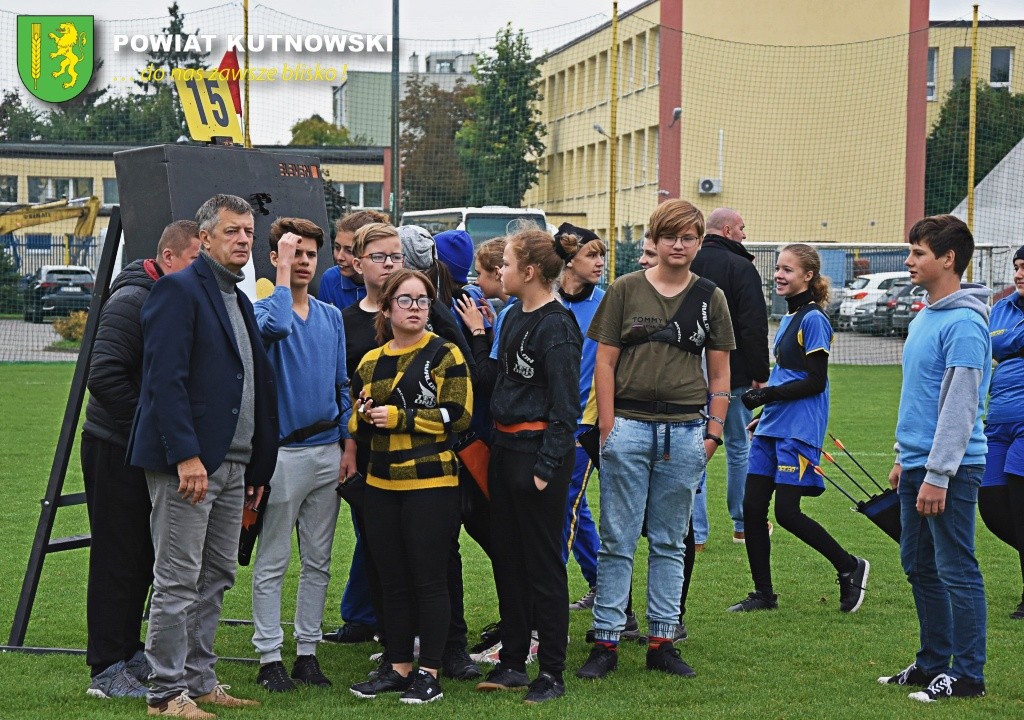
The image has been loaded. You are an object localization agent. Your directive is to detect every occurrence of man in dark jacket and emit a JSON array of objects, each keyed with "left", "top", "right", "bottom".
[
  {"left": 690, "top": 208, "right": 770, "bottom": 543},
  {"left": 82, "top": 220, "right": 199, "bottom": 699},
  {"left": 129, "top": 194, "right": 279, "bottom": 716}
]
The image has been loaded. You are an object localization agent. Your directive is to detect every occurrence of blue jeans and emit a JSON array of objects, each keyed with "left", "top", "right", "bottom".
[
  {"left": 690, "top": 473, "right": 708, "bottom": 544},
  {"left": 724, "top": 387, "right": 753, "bottom": 533},
  {"left": 898, "top": 465, "right": 987, "bottom": 683},
  {"left": 340, "top": 507, "right": 377, "bottom": 627},
  {"left": 593, "top": 417, "right": 705, "bottom": 641}
]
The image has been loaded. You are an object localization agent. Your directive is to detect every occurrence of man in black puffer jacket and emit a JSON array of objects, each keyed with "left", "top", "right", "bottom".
[
  {"left": 81, "top": 220, "right": 200, "bottom": 699},
  {"left": 690, "top": 208, "right": 770, "bottom": 545}
]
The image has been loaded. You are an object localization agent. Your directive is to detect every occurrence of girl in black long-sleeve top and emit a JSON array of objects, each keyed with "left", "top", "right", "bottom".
[{"left": 473, "top": 229, "right": 583, "bottom": 704}]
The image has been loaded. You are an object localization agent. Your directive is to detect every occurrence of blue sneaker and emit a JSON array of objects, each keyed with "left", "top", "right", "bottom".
[{"left": 86, "top": 660, "right": 148, "bottom": 699}]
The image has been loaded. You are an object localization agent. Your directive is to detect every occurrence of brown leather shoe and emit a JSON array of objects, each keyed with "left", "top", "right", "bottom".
[
  {"left": 147, "top": 691, "right": 217, "bottom": 718},
  {"left": 192, "top": 685, "right": 260, "bottom": 709}
]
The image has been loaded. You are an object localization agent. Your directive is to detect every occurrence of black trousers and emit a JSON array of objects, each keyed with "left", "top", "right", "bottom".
[
  {"left": 979, "top": 475, "right": 1024, "bottom": 586},
  {"left": 743, "top": 474, "right": 855, "bottom": 595},
  {"left": 489, "top": 444, "right": 572, "bottom": 677},
  {"left": 363, "top": 485, "right": 459, "bottom": 669},
  {"left": 446, "top": 468, "right": 493, "bottom": 649},
  {"left": 81, "top": 432, "right": 154, "bottom": 675}
]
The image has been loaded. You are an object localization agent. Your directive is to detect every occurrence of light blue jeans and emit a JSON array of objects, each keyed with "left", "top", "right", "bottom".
[
  {"left": 724, "top": 387, "right": 753, "bottom": 533},
  {"left": 690, "top": 473, "right": 708, "bottom": 544},
  {"left": 593, "top": 417, "right": 705, "bottom": 641},
  {"left": 898, "top": 465, "right": 987, "bottom": 683}
]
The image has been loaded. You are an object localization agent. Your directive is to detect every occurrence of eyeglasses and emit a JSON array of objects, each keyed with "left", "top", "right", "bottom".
[
  {"left": 657, "top": 234, "right": 701, "bottom": 247},
  {"left": 362, "top": 252, "right": 405, "bottom": 264},
  {"left": 394, "top": 295, "right": 431, "bottom": 310}
]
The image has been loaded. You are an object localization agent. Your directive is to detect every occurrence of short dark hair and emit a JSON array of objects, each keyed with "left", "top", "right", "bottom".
[
  {"left": 908, "top": 214, "right": 974, "bottom": 276},
  {"left": 157, "top": 220, "right": 199, "bottom": 256},
  {"left": 337, "top": 209, "right": 390, "bottom": 235},
  {"left": 268, "top": 217, "right": 324, "bottom": 251}
]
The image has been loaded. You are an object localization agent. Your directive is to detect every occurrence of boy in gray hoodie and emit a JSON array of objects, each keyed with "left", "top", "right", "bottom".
[{"left": 881, "top": 214, "right": 990, "bottom": 702}]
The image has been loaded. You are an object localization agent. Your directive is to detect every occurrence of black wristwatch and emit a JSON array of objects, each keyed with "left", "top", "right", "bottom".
[{"left": 704, "top": 431, "right": 723, "bottom": 446}]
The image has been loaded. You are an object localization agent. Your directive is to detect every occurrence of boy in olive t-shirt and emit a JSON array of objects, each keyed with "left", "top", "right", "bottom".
[{"left": 576, "top": 200, "right": 734, "bottom": 681}]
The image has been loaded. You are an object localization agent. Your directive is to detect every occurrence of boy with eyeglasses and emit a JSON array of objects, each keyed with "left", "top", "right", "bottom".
[{"left": 577, "top": 200, "right": 734, "bottom": 681}]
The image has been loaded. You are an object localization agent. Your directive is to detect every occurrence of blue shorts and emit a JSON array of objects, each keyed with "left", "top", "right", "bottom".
[
  {"left": 749, "top": 435, "right": 825, "bottom": 496},
  {"left": 982, "top": 421, "right": 1024, "bottom": 487}
]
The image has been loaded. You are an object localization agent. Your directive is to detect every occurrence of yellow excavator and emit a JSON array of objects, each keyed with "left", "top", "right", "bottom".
[{"left": 0, "top": 196, "right": 101, "bottom": 266}]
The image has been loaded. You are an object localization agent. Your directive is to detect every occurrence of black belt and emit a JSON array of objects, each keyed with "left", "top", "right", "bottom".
[
  {"left": 279, "top": 418, "right": 339, "bottom": 447},
  {"left": 615, "top": 399, "right": 704, "bottom": 415}
]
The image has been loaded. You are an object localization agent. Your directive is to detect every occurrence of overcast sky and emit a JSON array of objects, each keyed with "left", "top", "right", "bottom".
[{"left": 15, "top": 0, "right": 1024, "bottom": 38}]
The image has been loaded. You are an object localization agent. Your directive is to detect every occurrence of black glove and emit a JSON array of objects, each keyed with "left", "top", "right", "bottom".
[{"left": 741, "top": 386, "right": 775, "bottom": 411}]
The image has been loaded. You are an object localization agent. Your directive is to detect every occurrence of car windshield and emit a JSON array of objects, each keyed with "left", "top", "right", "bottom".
[
  {"left": 464, "top": 214, "right": 546, "bottom": 242},
  {"left": 848, "top": 277, "right": 870, "bottom": 290},
  {"left": 45, "top": 271, "right": 93, "bottom": 283}
]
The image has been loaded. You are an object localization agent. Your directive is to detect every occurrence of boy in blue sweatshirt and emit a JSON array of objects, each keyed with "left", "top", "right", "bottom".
[
  {"left": 251, "top": 218, "right": 356, "bottom": 692},
  {"left": 881, "top": 214, "right": 990, "bottom": 703}
]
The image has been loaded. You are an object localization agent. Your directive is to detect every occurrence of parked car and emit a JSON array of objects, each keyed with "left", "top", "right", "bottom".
[
  {"left": 836, "top": 271, "right": 910, "bottom": 330},
  {"left": 867, "top": 280, "right": 914, "bottom": 335},
  {"left": 23, "top": 264, "right": 94, "bottom": 323},
  {"left": 890, "top": 284, "right": 926, "bottom": 335}
]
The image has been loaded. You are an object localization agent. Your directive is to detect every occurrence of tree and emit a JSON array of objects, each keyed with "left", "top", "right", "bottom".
[
  {"left": 925, "top": 80, "right": 1024, "bottom": 215},
  {"left": 0, "top": 90, "right": 43, "bottom": 142},
  {"left": 456, "top": 24, "right": 546, "bottom": 207},
  {"left": 400, "top": 76, "right": 474, "bottom": 210},
  {"left": 288, "top": 114, "right": 363, "bottom": 146}
]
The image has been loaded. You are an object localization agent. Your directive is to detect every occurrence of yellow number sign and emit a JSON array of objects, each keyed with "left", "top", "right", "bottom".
[{"left": 174, "top": 70, "right": 243, "bottom": 142}]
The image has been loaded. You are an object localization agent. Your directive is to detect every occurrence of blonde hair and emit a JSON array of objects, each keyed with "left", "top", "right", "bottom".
[
  {"left": 781, "top": 243, "right": 831, "bottom": 305},
  {"left": 352, "top": 222, "right": 399, "bottom": 258},
  {"left": 476, "top": 237, "right": 506, "bottom": 275},
  {"left": 648, "top": 199, "right": 705, "bottom": 242},
  {"left": 506, "top": 228, "right": 563, "bottom": 284}
]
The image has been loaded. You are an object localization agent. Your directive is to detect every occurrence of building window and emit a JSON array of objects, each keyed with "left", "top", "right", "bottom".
[
  {"left": 102, "top": 178, "right": 119, "bottom": 205},
  {"left": 991, "top": 47, "right": 1012, "bottom": 89},
  {"left": 952, "top": 47, "right": 972, "bottom": 83},
  {"left": 363, "top": 182, "right": 383, "bottom": 208},
  {"left": 927, "top": 47, "right": 937, "bottom": 100},
  {"left": 435, "top": 60, "right": 454, "bottom": 73},
  {"left": 27, "top": 176, "right": 93, "bottom": 203},
  {"left": 638, "top": 32, "right": 647, "bottom": 87},
  {"left": 332, "top": 84, "right": 348, "bottom": 128},
  {"left": 653, "top": 29, "right": 660, "bottom": 84},
  {"left": 0, "top": 176, "right": 16, "bottom": 203},
  {"left": 332, "top": 181, "right": 383, "bottom": 210}
]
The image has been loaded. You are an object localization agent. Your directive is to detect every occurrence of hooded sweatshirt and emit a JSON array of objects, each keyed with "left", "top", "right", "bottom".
[{"left": 896, "top": 283, "right": 992, "bottom": 488}]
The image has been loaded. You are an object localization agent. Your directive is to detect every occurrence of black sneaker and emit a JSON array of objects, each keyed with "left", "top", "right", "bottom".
[
  {"left": 470, "top": 622, "right": 502, "bottom": 654},
  {"left": 576, "top": 644, "right": 618, "bottom": 679},
  {"left": 646, "top": 641, "right": 696, "bottom": 678},
  {"left": 350, "top": 667, "right": 413, "bottom": 699},
  {"left": 399, "top": 669, "right": 443, "bottom": 704},
  {"left": 524, "top": 672, "right": 565, "bottom": 704},
  {"left": 1011, "top": 592, "right": 1024, "bottom": 620},
  {"left": 441, "top": 646, "right": 483, "bottom": 680},
  {"left": 908, "top": 674, "right": 986, "bottom": 702},
  {"left": 587, "top": 613, "right": 640, "bottom": 643},
  {"left": 256, "top": 660, "right": 298, "bottom": 693},
  {"left": 323, "top": 622, "right": 378, "bottom": 644},
  {"left": 727, "top": 591, "right": 779, "bottom": 612},
  {"left": 838, "top": 556, "right": 870, "bottom": 613},
  {"left": 474, "top": 664, "right": 530, "bottom": 691},
  {"left": 291, "top": 654, "right": 331, "bottom": 687},
  {"left": 877, "top": 662, "right": 940, "bottom": 687}
]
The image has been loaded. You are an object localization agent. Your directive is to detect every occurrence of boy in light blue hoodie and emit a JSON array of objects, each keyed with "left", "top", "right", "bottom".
[{"left": 881, "top": 214, "right": 990, "bottom": 703}]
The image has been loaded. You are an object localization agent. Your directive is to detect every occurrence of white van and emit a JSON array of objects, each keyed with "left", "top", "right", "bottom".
[{"left": 400, "top": 206, "right": 547, "bottom": 247}]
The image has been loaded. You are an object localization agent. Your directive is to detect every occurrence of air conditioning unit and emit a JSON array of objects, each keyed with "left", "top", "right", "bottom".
[{"left": 698, "top": 178, "right": 721, "bottom": 195}]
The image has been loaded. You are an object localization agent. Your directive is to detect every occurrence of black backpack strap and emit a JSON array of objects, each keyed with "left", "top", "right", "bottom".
[
  {"left": 773, "top": 303, "right": 824, "bottom": 371},
  {"left": 621, "top": 277, "right": 716, "bottom": 356}
]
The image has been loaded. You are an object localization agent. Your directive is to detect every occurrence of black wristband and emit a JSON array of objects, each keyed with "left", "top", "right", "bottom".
[{"left": 704, "top": 431, "right": 723, "bottom": 446}]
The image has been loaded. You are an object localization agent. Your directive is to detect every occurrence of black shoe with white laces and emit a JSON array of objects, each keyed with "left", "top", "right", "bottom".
[
  {"left": 256, "top": 660, "right": 297, "bottom": 693},
  {"left": 877, "top": 662, "right": 940, "bottom": 687},
  {"left": 727, "top": 591, "right": 778, "bottom": 612},
  {"left": 399, "top": 669, "right": 443, "bottom": 704},
  {"left": 838, "top": 556, "right": 870, "bottom": 613},
  {"left": 524, "top": 672, "right": 565, "bottom": 704},
  {"left": 291, "top": 654, "right": 331, "bottom": 687},
  {"left": 646, "top": 641, "right": 696, "bottom": 678},
  {"left": 350, "top": 667, "right": 413, "bottom": 699},
  {"left": 908, "top": 673, "right": 985, "bottom": 702}
]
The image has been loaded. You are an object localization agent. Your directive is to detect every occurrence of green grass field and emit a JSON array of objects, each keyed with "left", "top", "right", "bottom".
[{"left": 1, "top": 363, "right": 1021, "bottom": 719}]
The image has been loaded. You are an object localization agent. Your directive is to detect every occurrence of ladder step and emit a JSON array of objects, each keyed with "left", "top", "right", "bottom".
[{"left": 47, "top": 535, "right": 91, "bottom": 552}]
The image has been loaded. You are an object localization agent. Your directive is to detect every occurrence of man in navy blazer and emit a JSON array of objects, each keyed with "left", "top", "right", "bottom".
[{"left": 129, "top": 193, "right": 278, "bottom": 717}]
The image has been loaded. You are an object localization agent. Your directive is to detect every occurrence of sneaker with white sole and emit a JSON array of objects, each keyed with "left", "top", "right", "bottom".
[
  {"left": 569, "top": 587, "right": 596, "bottom": 611},
  {"left": 838, "top": 556, "right": 870, "bottom": 613},
  {"left": 125, "top": 649, "right": 152, "bottom": 683},
  {"left": 877, "top": 662, "right": 940, "bottom": 687},
  {"left": 399, "top": 669, "right": 443, "bottom": 704},
  {"left": 147, "top": 691, "right": 215, "bottom": 718},
  {"left": 87, "top": 660, "right": 148, "bottom": 699},
  {"left": 908, "top": 673, "right": 985, "bottom": 702}
]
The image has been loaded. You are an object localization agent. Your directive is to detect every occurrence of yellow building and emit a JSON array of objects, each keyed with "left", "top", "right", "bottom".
[{"left": 527, "top": 0, "right": 935, "bottom": 247}]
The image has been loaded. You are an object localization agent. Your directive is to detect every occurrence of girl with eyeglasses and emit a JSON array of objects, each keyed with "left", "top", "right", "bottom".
[{"left": 348, "top": 268, "right": 473, "bottom": 704}]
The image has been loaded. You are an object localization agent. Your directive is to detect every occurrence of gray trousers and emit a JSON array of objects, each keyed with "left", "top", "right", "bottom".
[
  {"left": 251, "top": 443, "right": 342, "bottom": 663},
  {"left": 145, "top": 461, "right": 245, "bottom": 704}
]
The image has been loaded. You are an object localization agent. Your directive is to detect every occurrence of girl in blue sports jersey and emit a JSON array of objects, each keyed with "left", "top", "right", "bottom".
[
  {"left": 980, "top": 245, "right": 1024, "bottom": 620},
  {"left": 728, "top": 244, "right": 869, "bottom": 614}
]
